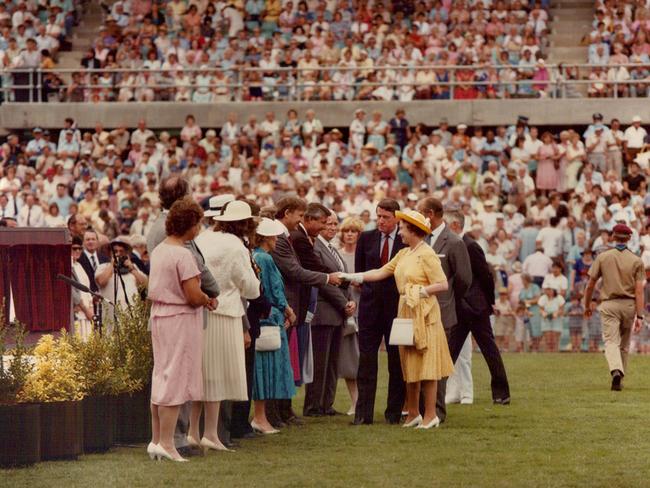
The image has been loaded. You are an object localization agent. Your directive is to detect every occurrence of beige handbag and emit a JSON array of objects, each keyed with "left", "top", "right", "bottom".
[{"left": 389, "top": 318, "right": 414, "bottom": 346}]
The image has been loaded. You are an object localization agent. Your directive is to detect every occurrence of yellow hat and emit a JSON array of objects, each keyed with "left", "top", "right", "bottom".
[{"left": 395, "top": 209, "right": 431, "bottom": 234}]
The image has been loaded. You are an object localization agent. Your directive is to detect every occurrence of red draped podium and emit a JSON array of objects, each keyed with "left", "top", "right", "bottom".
[{"left": 0, "top": 229, "right": 71, "bottom": 331}]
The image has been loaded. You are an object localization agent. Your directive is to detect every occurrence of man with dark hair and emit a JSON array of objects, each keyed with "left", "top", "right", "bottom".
[
  {"left": 418, "top": 197, "right": 472, "bottom": 422},
  {"left": 353, "top": 198, "right": 406, "bottom": 425},
  {"left": 445, "top": 209, "right": 511, "bottom": 405},
  {"left": 584, "top": 224, "right": 645, "bottom": 391},
  {"left": 271, "top": 197, "right": 341, "bottom": 425},
  {"left": 67, "top": 213, "right": 88, "bottom": 240},
  {"left": 146, "top": 175, "right": 219, "bottom": 454}
]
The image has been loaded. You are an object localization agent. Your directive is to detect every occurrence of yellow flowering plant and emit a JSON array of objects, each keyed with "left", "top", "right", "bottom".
[
  {"left": 0, "top": 314, "right": 33, "bottom": 404},
  {"left": 108, "top": 296, "right": 153, "bottom": 393},
  {"left": 68, "top": 328, "right": 137, "bottom": 397},
  {"left": 18, "top": 332, "right": 84, "bottom": 403}
]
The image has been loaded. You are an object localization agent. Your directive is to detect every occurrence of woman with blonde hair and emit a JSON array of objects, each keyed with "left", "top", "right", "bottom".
[
  {"left": 336, "top": 216, "right": 364, "bottom": 415},
  {"left": 340, "top": 210, "right": 453, "bottom": 429}
]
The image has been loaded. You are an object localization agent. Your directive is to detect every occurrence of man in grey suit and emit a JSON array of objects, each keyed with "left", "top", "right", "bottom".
[
  {"left": 146, "top": 176, "right": 220, "bottom": 452},
  {"left": 418, "top": 197, "right": 472, "bottom": 423},
  {"left": 270, "top": 197, "right": 342, "bottom": 424},
  {"left": 304, "top": 211, "right": 356, "bottom": 416}
]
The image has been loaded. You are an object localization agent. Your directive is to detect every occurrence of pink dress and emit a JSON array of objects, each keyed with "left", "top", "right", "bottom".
[
  {"left": 535, "top": 143, "right": 559, "bottom": 190},
  {"left": 148, "top": 243, "right": 204, "bottom": 406}
]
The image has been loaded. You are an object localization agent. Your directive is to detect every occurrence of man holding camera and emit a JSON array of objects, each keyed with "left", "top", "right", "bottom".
[{"left": 95, "top": 236, "right": 148, "bottom": 326}]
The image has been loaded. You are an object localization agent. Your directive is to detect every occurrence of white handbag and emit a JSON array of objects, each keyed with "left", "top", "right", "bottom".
[
  {"left": 255, "top": 326, "right": 281, "bottom": 352},
  {"left": 389, "top": 318, "right": 414, "bottom": 346}
]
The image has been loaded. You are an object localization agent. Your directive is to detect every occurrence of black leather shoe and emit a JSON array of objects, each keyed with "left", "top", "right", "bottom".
[
  {"left": 285, "top": 415, "right": 305, "bottom": 426},
  {"left": 303, "top": 409, "right": 324, "bottom": 417},
  {"left": 234, "top": 431, "right": 258, "bottom": 440},
  {"left": 224, "top": 440, "right": 240, "bottom": 449},
  {"left": 351, "top": 416, "right": 372, "bottom": 425},
  {"left": 611, "top": 370, "right": 623, "bottom": 391},
  {"left": 324, "top": 408, "right": 343, "bottom": 416},
  {"left": 177, "top": 446, "right": 198, "bottom": 457},
  {"left": 493, "top": 397, "right": 511, "bottom": 405},
  {"left": 385, "top": 416, "right": 401, "bottom": 425}
]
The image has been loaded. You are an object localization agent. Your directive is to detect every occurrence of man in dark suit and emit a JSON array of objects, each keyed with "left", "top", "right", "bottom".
[
  {"left": 271, "top": 197, "right": 341, "bottom": 424},
  {"left": 418, "top": 198, "right": 472, "bottom": 423},
  {"left": 304, "top": 211, "right": 355, "bottom": 416},
  {"left": 354, "top": 198, "right": 406, "bottom": 425},
  {"left": 444, "top": 209, "right": 511, "bottom": 404},
  {"left": 77, "top": 228, "right": 109, "bottom": 291}
]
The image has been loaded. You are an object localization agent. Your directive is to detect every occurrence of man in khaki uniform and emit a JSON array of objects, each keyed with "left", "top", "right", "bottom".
[{"left": 584, "top": 224, "right": 645, "bottom": 391}]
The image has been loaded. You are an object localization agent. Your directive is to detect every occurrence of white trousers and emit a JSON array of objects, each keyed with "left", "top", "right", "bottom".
[{"left": 445, "top": 335, "right": 474, "bottom": 404}]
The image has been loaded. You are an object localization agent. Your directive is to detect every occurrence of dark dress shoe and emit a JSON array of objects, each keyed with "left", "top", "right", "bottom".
[
  {"left": 493, "top": 397, "right": 511, "bottom": 405},
  {"left": 177, "top": 446, "right": 198, "bottom": 457},
  {"left": 324, "top": 408, "right": 343, "bottom": 416},
  {"left": 285, "top": 415, "right": 305, "bottom": 426},
  {"left": 611, "top": 370, "right": 623, "bottom": 391},
  {"left": 385, "top": 416, "right": 401, "bottom": 425},
  {"left": 351, "top": 416, "right": 372, "bottom": 426},
  {"left": 234, "top": 431, "right": 258, "bottom": 440},
  {"left": 304, "top": 409, "right": 324, "bottom": 417},
  {"left": 224, "top": 440, "right": 240, "bottom": 449}
]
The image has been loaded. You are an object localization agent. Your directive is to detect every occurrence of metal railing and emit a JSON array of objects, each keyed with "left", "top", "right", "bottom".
[{"left": 1, "top": 63, "right": 650, "bottom": 103}]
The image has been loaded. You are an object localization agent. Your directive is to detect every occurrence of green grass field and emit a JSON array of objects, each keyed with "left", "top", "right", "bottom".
[{"left": 4, "top": 353, "right": 650, "bottom": 488}]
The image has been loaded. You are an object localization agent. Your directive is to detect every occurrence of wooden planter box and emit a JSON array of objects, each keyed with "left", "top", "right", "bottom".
[
  {"left": 114, "top": 386, "right": 151, "bottom": 444},
  {"left": 0, "top": 403, "right": 40, "bottom": 467},
  {"left": 82, "top": 396, "right": 116, "bottom": 453},
  {"left": 39, "top": 400, "right": 83, "bottom": 461}
]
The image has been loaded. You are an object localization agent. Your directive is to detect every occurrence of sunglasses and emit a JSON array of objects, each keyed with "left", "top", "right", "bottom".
[{"left": 72, "top": 246, "right": 82, "bottom": 251}]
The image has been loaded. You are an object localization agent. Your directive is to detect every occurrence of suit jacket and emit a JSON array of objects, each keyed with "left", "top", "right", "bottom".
[
  {"left": 146, "top": 212, "right": 220, "bottom": 298},
  {"left": 429, "top": 225, "right": 472, "bottom": 329},
  {"left": 289, "top": 225, "right": 329, "bottom": 273},
  {"left": 458, "top": 234, "right": 495, "bottom": 318},
  {"left": 355, "top": 228, "right": 405, "bottom": 327},
  {"left": 312, "top": 238, "right": 349, "bottom": 327},
  {"left": 77, "top": 251, "right": 109, "bottom": 292},
  {"left": 271, "top": 234, "right": 327, "bottom": 326}
]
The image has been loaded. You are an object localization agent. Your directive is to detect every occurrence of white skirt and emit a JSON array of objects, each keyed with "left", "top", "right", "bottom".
[{"left": 203, "top": 313, "right": 248, "bottom": 402}]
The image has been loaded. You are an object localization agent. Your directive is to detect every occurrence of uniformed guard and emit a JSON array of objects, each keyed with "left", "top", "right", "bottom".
[{"left": 584, "top": 224, "right": 645, "bottom": 391}]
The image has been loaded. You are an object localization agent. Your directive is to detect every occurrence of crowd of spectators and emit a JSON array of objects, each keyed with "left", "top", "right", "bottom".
[
  {"left": 587, "top": 0, "right": 650, "bottom": 98},
  {"left": 2, "top": 107, "right": 650, "bottom": 352},
  {"left": 0, "top": 1, "right": 82, "bottom": 102},
  {"left": 41, "top": 0, "right": 557, "bottom": 102}
]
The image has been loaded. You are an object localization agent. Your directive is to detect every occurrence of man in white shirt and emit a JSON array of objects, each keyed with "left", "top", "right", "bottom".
[
  {"left": 130, "top": 119, "right": 155, "bottom": 147},
  {"left": 522, "top": 244, "right": 553, "bottom": 286},
  {"left": 17, "top": 193, "right": 44, "bottom": 227},
  {"left": 624, "top": 115, "right": 647, "bottom": 163},
  {"left": 535, "top": 216, "right": 564, "bottom": 258}
]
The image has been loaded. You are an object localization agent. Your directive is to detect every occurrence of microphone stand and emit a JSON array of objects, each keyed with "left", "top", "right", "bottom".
[{"left": 57, "top": 274, "right": 113, "bottom": 335}]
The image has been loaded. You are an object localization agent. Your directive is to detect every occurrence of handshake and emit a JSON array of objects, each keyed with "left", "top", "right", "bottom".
[{"left": 329, "top": 272, "right": 365, "bottom": 286}]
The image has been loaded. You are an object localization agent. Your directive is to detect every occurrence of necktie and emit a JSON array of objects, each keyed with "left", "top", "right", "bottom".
[
  {"left": 27, "top": 207, "right": 31, "bottom": 226},
  {"left": 329, "top": 244, "right": 345, "bottom": 271},
  {"left": 381, "top": 234, "right": 390, "bottom": 265},
  {"left": 91, "top": 255, "right": 97, "bottom": 270}
]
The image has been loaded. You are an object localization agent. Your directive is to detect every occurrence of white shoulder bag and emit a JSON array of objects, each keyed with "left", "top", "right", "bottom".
[{"left": 255, "top": 326, "right": 281, "bottom": 352}]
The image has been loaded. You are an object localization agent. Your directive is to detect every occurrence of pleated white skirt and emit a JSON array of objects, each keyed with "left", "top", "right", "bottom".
[{"left": 203, "top": 313, "right": 248, "bottom": 402}]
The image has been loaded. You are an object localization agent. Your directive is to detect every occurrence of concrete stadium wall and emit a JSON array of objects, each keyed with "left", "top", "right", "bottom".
[{"left": 0, "top": 99, "right": 648, "bottom": 131}]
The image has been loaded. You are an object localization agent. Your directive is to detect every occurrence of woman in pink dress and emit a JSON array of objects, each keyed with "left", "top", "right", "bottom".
[
  {"left": 147, "top": 197, "right": 214, "bottom": 462},
  {"left": 535, "top": 132, "right": 561, "bottom": 196}
]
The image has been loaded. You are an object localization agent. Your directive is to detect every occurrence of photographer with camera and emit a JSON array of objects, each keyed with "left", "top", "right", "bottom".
[{"left": 95, "top": 236, "right": 148, "bottom": 328}]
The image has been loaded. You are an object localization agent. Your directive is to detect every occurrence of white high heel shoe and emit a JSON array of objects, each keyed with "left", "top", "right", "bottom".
[
  {"left": 156, "top": 445, "right": 189, "bottom": 462},
  {"left": 251, "top": 420, "right": 279, "bottom": 435},
  {"left": 200, "top": 437, "right": 233, "bottom": 452},
  {"left": 147, "top": 442, "right": 159, "bottom": 460},
  {"left": 346, "top": 403, "right": 357, "bottom": 416},
  {"left": 415, "top": 417, "right": 440, "bottom": 430},
  {"left": 402, "top": 415, "right": 422, "bottom": 428},
  {"left": 186, "top": 435, "right": 200, "bottom": 448}
]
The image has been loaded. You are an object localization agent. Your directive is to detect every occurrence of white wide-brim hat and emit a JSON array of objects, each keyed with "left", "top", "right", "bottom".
[
  {"left": 213, "top": 200, "right": 252, "bottom": 221},
  {"left": 205, "top": 193, "right": 236, "bottom": 217},
  {"left": 256, "top": 217, "right": 285, "bottom": 237}
]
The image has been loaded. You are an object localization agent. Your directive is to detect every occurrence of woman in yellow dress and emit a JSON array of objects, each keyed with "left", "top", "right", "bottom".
[{"left": 340, "top": 210, "right": 454, "bottom": 429}]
